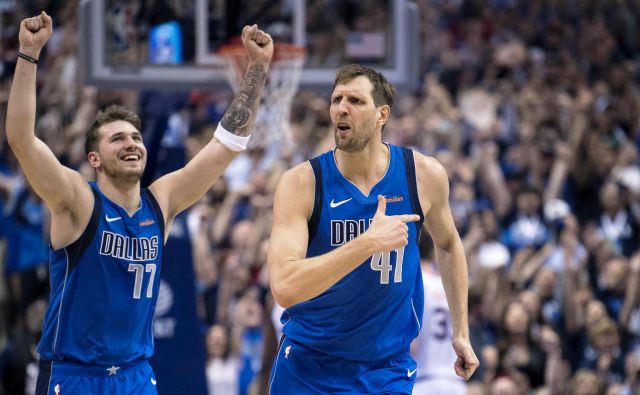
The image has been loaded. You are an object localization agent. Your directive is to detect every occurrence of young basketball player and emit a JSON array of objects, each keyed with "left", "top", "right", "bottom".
[
  {"left": 267, "top": 64, "right": 479, "bottom": 393},
  {"left": 5, "top": 11, "right": 273, "bottom": 395}
]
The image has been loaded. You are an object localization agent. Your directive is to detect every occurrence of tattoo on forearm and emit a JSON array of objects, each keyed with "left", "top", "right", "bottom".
[{"left": 220, "top": 64, "right": 266, "bottom": 136}]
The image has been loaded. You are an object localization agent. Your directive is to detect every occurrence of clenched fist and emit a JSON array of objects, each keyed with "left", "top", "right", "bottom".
[
  {"left": 19, "top": 11, "right": 53, "bottom": 59},
  {"left": 241, "top": 24, "right": 274, "bottom": 66}
]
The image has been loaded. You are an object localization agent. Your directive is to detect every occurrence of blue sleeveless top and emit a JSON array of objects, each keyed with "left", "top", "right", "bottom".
[
  {"left": 282, "top": 144, "right": 425, "bottom": 361},
  {"left": 38, "top": 182, "right": 165, "bottom": 365}
]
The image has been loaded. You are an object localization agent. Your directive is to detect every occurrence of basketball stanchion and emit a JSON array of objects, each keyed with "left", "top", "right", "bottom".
[{"left": 218, "top": 43, "right": 306, "bottom": 150}]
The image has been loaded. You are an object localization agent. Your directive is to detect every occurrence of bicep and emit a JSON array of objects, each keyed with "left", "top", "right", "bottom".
[
  {"left": 267, "top": 168, "right": 313, "bottom": 280},
  {"left": 13, "top": 137, "right": 88, "bottom": 211},
  {"left": 424, "top": 199, "right": 459, "bottom": 251},
  {"left": 416, "top": 154, "right": 459, "bottom": 251}
]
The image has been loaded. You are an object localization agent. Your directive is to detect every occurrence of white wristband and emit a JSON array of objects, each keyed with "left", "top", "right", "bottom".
[{"left": 213, "top": 124, "right": 251, "bottom": 152}]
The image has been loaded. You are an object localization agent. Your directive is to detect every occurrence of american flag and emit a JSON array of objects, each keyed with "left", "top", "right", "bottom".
[{"left": 345, "top": 32, "right": 386, "bottom": 59}]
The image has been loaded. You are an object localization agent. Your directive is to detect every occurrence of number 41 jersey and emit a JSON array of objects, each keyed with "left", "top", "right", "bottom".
[
  {"left": 38, "top": 182, "right": 165, "bottom": 365},
  {"left": 282, "top": 144, "right": 425, "bottom": 362}
]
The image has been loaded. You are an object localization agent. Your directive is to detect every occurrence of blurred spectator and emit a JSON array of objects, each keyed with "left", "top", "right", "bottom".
[{"left": 205, "top": 324, "right": 239, "bottom": 395}]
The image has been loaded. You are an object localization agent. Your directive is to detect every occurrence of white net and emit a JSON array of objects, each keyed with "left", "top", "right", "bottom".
[{"left": 218, "top": 44, "right": 306, "bottom": 150}]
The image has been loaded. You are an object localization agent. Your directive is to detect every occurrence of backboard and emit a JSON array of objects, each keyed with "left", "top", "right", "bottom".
[{"left": 79, "top": 0, "right": 421, "bottom": 90}]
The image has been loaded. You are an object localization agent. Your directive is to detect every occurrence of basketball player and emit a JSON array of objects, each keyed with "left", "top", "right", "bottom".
[
  {"left": 412, "top": 260, "right": 467, "bottom": 395},
  {"left": 5, "top": 12, "right": 273, "bottom": 395},
  {"left": 267, "top": 64, "right": 478, "bottom": 393}
]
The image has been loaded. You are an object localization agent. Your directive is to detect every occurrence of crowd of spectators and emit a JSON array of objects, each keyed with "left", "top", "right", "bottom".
[{"left": 1, "top": 0, "right": 640, "bottom": 394}]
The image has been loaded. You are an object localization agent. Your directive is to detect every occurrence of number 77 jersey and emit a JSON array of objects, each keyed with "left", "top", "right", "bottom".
[
  {"left": 38, "top": 182, "right": 165, "bottom": 365},
  {"left": 281, "top": 144, "right": 425, "bottom": 362}
]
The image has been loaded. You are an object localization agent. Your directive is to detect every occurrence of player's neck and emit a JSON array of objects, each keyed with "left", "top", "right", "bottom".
[
  {"left": 335, "top": 142, "right": 389, "bottom": 194},
  {"left": 97, "top": 177, "right": 141, "bottom": 215}
]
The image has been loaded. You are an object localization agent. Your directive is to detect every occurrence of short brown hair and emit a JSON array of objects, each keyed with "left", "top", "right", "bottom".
[
  {"left": 333, "top": 64, "right": 395, "bottom": 108},
  {"left": 85, "top": 105, "right": 141, "bottom": 155}
]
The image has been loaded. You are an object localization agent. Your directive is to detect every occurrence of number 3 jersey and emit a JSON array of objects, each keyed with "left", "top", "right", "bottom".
[
  {"left": 38, "top": 182, "right": 165, "bottom": 365},
  {"left": 413, "top": 268, "right": 461, "bottom": 380},
  {"left": 282, "top": 144, "right": 425, "bottom": 362}
]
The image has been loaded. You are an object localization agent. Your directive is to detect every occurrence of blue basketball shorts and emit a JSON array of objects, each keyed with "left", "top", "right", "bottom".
[
  {"left": 269, "top": 336, "right": 417, "bottom": 394},
  {"left": 36, "top": 359, "right": 158, "bottom": 395}
]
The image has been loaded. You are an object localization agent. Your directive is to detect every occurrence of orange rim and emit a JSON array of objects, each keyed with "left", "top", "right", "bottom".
[{"left": 218, "top": 43, "right": 306, "bottom": 62}]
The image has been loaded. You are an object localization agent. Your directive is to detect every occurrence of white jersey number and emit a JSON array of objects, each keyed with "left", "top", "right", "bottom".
[
  {"left": 128, "top": 263, "right": 157, "bottom": 299},
  {"left": 370, "top": 246, "right": 405, "bottom": 284}
]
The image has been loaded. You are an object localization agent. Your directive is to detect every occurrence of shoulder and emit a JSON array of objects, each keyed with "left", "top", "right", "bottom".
[
  {"left": 411, "top": 151, "right": 450, "bottom": 204},
  {"left": 411, "top": 151, "right": 448, "bottom": 182},
  {"left": 274, "top": 161, "right": 316, "bottom": 218},
  {"left": 277, "top": 161, "right": 315, "bottom": 190},
  {"left": 413, "top": 151, "right": 449, "bottom": 189}
]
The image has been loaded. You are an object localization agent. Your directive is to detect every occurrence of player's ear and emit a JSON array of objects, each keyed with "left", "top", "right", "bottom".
[
  {"left": 377, "top": 105, "right": 390, "bottom": 125},
  {"left": 87, "top": 152, "right": 100, "bottom": 168}
]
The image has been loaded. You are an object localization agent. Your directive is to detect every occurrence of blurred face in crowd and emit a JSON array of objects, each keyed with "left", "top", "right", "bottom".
[
  {"left": 206, "top": 325, "right": 229, "bottom": 359},
  {"left": 571, "top": 370, "right": 600, "bottom": 395},
  {"left": 503, "top": 301, "right": 530, "bottom": 336},
  {"left": 517, "top": 290, "right": 541, "bottom": 321},
  {"left": 467, "top": 382, "right": 488, "bottom": 395},
  {"left": 591, "top": 321, "right": 619, "bottom": 353},
  {"left": 330, "top": 76, "right": 386, "bottom": 152},
  {"left": 89, "top": 121, "right": 147, "bottom": 182},
  {"left": 480, "top": 210, "right": 499, "bottom": 238},
  {"left": 490, "top": 377, "right": 520, "bottom": 395},
  {"left": 231, "top": 220, "right": 254, "bottom": 249},
  {"left": 585, "top": 299, "right": 607, "bottom": 327},
  {"left": 516, "top": 190, "right": 540, "bottom": 216},
  {"left": 602, "top": 257, "right": 627, "bottom": 293},
  {"left": 239, "top": 287, "right": 264, "bottom": 329},
  {"left": 600, "top": 182, "right": 622, "bottom": 214}
]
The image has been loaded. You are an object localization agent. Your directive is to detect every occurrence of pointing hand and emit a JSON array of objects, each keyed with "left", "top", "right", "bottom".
[{"left": 365, "top": 195, "right": 421, "bottom": 253}]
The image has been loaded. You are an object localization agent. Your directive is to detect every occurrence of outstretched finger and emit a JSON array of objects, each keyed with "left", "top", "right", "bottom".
[
  {"left": 399, "top": 214, "right": 421, "bottom": 223},
  {"left": 375, "top": 195, "right": 386, "bottom": 217}
]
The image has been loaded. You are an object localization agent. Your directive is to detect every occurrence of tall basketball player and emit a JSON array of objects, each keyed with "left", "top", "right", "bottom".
[
  {"left": 267, "top": 64, "right": 478, "bottom": 393},
  {"left": 5, "top": 12, "right": 273, "bottom": 395}
]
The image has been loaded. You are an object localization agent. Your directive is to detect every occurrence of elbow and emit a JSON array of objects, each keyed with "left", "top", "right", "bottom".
[
  {"left": 270, "top": 277, "right": 296, "bottom": 309},
  {"left": 437, "top": 234, "right": 463, "bottom": 255},
  {"left": 5, "top": 128, "right": 28, "bottom": 152}
]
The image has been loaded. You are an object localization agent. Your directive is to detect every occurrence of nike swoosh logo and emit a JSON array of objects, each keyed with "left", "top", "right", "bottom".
[
  {"left": 105, "top": 215, "right": 122, "bottom": 222},
  {"left": 151, "top": 378, "right": 157, "bottom": 385},
  {"left": 330, "top": 198, "right": 352, "bottom": 208},
  {"left": 407, "top": 368, "right": 418, "bottom": 378}
]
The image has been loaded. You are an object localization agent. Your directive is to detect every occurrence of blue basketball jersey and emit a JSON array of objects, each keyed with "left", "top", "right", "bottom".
[
  {"left": 282, "top": 144, "right": 425, "bottom": 362},
  {"left": 38, "top": 182, "right": 165, "bottom": 365}
]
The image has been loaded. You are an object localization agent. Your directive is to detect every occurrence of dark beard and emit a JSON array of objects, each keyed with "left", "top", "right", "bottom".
[
  {"left": 334, "top": 129, "right": 373, "bottom": 153},
  {"left": 102, "top": 163, "right": 144, "bottom": 183}
]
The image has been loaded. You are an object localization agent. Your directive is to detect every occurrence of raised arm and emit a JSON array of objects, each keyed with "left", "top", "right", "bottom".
[
  {"left": 267, "top": 164, "right": 420, "bottom": 308},
  {"left": 149, "top": 25, "right": 273, "bottom": 224},
  {"left": 6, "top": 12, "right": 93, "bottom": 247},
  {"left": 415, "top": 152, "right": 479, "bottom": 380}
]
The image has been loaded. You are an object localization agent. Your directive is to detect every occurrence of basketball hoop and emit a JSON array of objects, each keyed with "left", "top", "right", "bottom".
[{"left": 218, "top": 43, "right": 306, "bottom": 150}]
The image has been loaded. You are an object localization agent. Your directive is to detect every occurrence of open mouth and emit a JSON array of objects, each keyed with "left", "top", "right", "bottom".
[
  {"left": 120, "top": 154, "right": 141, "bottom": 162},
  {"left": 336, "top": 122, "right": 352, "bottom": 133}
]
